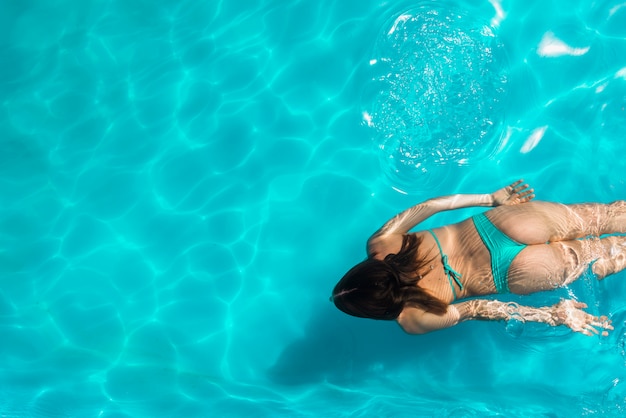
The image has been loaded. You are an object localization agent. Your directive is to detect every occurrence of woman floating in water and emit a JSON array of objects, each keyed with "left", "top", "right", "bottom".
[{"left": 332, "top": 180, "right": 620, "bottom": 336}]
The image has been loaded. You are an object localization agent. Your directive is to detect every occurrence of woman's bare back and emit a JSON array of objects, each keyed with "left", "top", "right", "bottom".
[{"left": 416, "top": 221, "right": 496, "bottom": 301}]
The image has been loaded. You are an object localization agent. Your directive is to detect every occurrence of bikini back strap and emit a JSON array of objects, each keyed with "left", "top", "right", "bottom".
[{"left": 427, "top": 229, "right": 464, "bottom": 301}]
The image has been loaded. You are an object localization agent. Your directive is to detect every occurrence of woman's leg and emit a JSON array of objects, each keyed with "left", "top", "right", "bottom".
[
  {"left": 507, "top": 236, "right": 626, "bottom": 294},
  {"left": 486, "top": 200, "right": 626, "bottom": 244},
  {"left": 589, "top": 236, "right": 626, "bottom": 280}
]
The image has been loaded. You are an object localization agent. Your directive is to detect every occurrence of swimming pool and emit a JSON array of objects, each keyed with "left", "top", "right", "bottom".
[{"left": 1, "top": 0, "right": 626, "bottom": 416}]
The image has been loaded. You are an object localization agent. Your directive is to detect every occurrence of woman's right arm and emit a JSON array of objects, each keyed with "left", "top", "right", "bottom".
[
  {"left": 399, "top": 299, "right": 613, "bottom": 336},
  {"left": 367, "top": 180, "right": 534, "bottom": 256}
]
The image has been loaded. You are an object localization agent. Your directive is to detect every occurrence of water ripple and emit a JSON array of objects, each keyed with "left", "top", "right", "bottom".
[{"left": 362, "top": 3, "right": 508, "bottom": 193}]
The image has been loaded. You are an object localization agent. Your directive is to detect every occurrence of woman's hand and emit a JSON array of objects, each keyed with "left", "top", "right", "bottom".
[
  {"left": 552, "top": 299, "right": 613, "bottom": 336},
  {"left": 492, "top": 179, "right": 535, "bottom": 206}
]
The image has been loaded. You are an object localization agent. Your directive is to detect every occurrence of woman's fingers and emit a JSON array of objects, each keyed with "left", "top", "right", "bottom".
[
  {"left": 561, "top": 300, "right": 612, "bottom": 336},
  {"left": 518, "top": 189, "right": 534, "bottom": 197},
  {"left": 509, "top": 179, "right": 524, "bottom": 190},
  {"left": 510, "top": 180, "right": 535, "bottom": 203},
  {"left": 592, "top": 318, "right": 613, "bottom": 330},
  {"left": 513, "top": 183, "right": 528, "bottom": 192},
  {"left": 518, "top": 191, "right": 535, "bottom": 202},
  {"left": 582, "top": 316, "right": 613, "bottom": 336}
]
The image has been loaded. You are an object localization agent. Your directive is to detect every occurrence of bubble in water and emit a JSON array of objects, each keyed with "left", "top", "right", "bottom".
[
  {"left": 362, "top": 5, "right": 508, "bottom": 193},
  {"left": 505, "top": 316, "right": 525, "bottom": 338}
]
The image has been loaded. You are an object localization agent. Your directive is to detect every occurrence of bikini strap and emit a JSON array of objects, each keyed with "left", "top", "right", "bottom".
[{"left": 426, "top": 229, "right": 464, "bottom": 301}]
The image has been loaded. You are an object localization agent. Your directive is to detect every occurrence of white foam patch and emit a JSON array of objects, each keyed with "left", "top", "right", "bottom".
[
  {"left": 362, "top": 111, "right": 373, "bottom": 127},
  {"left": 388, "top": 14, "right": 411, "bottom": 35},
  {"left": 521, "top": 126, "right": 547, "bottom": 154},
  {"left": 489, "top": 0, "right": 506, "bottom": 28},
  {"left": 616, "top": 67, "right": 626, "bottom": 80},
  {"left": 538, "top": 32, "right": 589, "bottom": 57}
]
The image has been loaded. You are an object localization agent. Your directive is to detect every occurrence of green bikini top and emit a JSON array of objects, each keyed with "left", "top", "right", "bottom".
[{"left": 427, "top": 229, "right": 464, "bottom": 301}]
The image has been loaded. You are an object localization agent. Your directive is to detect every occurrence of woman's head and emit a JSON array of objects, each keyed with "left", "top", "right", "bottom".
[
  {"left": 332, "top": 258, "right": 404, "bottom": 320},
  {"left": 331, "top": 234, "right": 448, "bottom": 320}
]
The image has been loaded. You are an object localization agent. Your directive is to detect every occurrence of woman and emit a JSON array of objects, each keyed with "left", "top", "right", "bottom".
[{"left": 331, "top": 180, "right": 621, "bottom": 336}]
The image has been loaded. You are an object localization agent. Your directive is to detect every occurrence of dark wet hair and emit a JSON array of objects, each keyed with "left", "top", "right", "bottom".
[{"left": 332, "top": 234, "right": 447, "bottom": 320}]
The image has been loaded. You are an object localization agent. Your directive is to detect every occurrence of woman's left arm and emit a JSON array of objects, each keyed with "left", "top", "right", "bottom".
[
  {"left": 399, "top": 299, "right": 613, "bottom": 336},
  {"left": 368, "top": 180, "right": 533, "bottom": 251}
]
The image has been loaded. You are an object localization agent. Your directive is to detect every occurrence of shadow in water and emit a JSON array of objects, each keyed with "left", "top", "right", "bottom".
[
  {"left": 268, "top": 274, "right": 625, "bottom": 388},
  {"left": 267, "top": 302, "right": 484, "bottom": 386}
]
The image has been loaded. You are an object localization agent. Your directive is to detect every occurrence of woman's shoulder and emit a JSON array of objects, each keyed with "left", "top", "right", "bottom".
[
  {"left": 367, "top": 230, "right": 433, "bottom": 259},
  {"left": 396, "top": 307, "right": 427, "bottom": 334},
  {"left": 367, "top": 232, "right": 403, "bottom": 259}
]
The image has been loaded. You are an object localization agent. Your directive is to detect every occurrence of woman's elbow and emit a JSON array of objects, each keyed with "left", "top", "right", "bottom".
[{"left": 398, "top": 321, "right": 430, "bottom": 335}]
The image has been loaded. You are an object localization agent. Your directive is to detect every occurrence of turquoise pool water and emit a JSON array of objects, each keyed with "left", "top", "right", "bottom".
[{"left": 2, "top": 0, "right": 626, "bottom": 416}]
